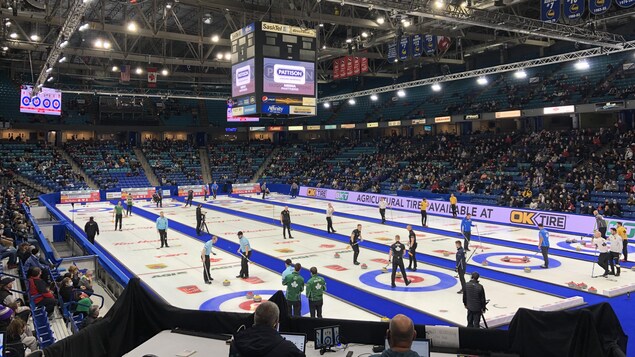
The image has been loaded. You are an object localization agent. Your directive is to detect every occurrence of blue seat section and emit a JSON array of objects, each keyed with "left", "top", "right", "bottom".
[
  {"left": 261, "top": 142, "right": 335, "bottom": 184},
  {"left": 0, "top": 141, "right": 88, "bottom": 191},
  {"left": 64, "top": 141, "right": 150, "bottom": 189},
  {"left": 208, "top": 141, "right": 274, "bottom": 183},
  {"left": 142, "top": 140, "right": 204, "bottom": 186}
]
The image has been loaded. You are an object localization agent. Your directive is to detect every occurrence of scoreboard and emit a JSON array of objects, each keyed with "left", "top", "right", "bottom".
[{"left": 230, "top": 21, "right": 317, "bottom": 119}]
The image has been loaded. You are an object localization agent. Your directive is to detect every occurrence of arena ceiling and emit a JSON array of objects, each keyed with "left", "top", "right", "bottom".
[{"left": 0, "top": 0, "right": 634, "bottom": 96}]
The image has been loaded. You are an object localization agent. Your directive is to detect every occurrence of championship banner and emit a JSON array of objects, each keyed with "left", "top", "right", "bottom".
[
  {"left": 387, "top": 43, "right": 397, "bottom": 63},
  {"left": 346, "top": 56, "right": 353, "bottom": 77},
  {"left": 333, "top": 60, "right": 340, "bottom": 80},
  {"left": 338, "top": 58, "right": 346, "bottom": 78},
  {"left": 178, "top": 185, "right": 208, "bottom": 197},
  {"left": 541, "top": 0, "right": 561, "bottom": 23},
  {"left": 616, "top": 0, "right": 635, "bottom": 8},
  {"left": 361, "top": 57, "right": 369, "bottom": 73},
  {"left": 423, "top": 35, "right": 436, "bottom": 56},
  {"left": 60, "top": 190, "right": 101, "bottom": 204},
  {"left": 412, "top": 34, "right": 423, "bottom": 58},
  {"left": 232, "top": 183, "right": 262, "bottom": 194},
  {"left": 398, "top": 36, "right": 410, "bottom": 61},
  {"left": 353, "top": 56, "right": 361, "bottom": 75},
  {"left": 121, "top": 187, "right": 156, "bottom": 199},
  {"left": 564, "top": 0, "right": 585, "bottom": 19},
  {"left": 589, "top": 0, "right": 610, "bottom": 14},
  {"left": 297, "top": 187, "right": 635, "bottom": 237}
]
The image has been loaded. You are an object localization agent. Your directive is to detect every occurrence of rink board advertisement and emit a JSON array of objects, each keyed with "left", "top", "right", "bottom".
[
  {"left": 60, "top": 190, "right": 101, "bottom": 204},
  {"left": 121, "top": 187, "right": 155, "bottom": 199},
  {"left": 178, "top": 185, "right": 207, "bottom": 197},
  {"left": 232, "top": 183, "right": 262, "bottom": 194},
  {"left": 298, "top": 187, "right": 635, "bottom": 237}
]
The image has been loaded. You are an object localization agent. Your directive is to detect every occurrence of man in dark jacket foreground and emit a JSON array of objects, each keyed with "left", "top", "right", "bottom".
[
  {"left": 463, "top": 272, "right": 487, "bottom": 328},
  {"left": 230, "top": 301, "right": 305, "bottom": 357}
]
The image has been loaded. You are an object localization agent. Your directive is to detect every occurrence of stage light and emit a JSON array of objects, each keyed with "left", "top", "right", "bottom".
[
  {"left": 575, "top": 59, "right": 589, "bottom": 70},
  {"left": 377, "top": 16, "right": 385, "bottom": 24},
  {"left": 9, "top": 32, "right": 17, "bottom": 39},
  {"left": 1, "top": 46, "right": 7, "bottom": 51},
  {"left": 345, "top": 38, "right": 352, "bottom": 43},
  {"left": 348, "top": 98, "right": 356, "bottom": 105},
  {"left": 30, "top": 34, "right": 40, "bottom": 41},
  {"left": 370, "top": 94, "right": 378, "bottom": 101},
  {"left": 135, "top": 67, "right": 143, "bottom": 74},
  {"left": 477, "top": 77, "right": 488, "bottom": 85},
  {"left": 165, "top": 2, "right": 173, "bottom": 9},
  {"left": 161, "top": 68, "right": 169, "bottom": 76},
  {"left": 60, "top": 40, "right": 69, "bottom": 48},
  {"left": 78, "top": 23, "right": 90, "bottom": 32},
  {"left": 94, "top": 39, "right": 103, "bottom": 48},
  {"left": 397, "top": 89, "right": 406, "bottom": 97},
  {"left": 127, "top": 22, "right": 138, "bottom": 32},
  {"left": 102, "top": 40, "right": 111, "bottom": 49},
  {"left": 361, "top": 31, "right": 368, "bottom": 38},
  {"left": 216, "top": 52, "right": 223, "bottom": 60},
  {"left": 514, "top": 70, "right": 527, "bottom": 79},
  {"left": 47, "top": 76, "right": 54, "bottom": 82},
  {"left": 224, "top": 52, "right": 231, "bottom": 60},
  {"left": 435, "top": 0, "right": 445, "bottom": 9},
  {"left": 211, "top": 34, "right": 219, "bottom": 42},
  {"left": 323, "top": 102, "right": 330, "bottom": 108},
  {"left": 58, "top": 56, "right": 67, "bottom": 63},
  {"left": 112, "top": 65, "right": 119, "bottom": 72},
  {"left": 432, "top": 83, "right": 441, "bottom": 91},
  {"left": 46, "top": 67, "right": 53, "bottom": 73}
]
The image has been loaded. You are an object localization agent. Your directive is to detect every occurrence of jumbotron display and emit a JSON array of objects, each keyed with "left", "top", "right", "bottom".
[
  {"left": 229, "top": 21, "right": 317, "bottom": 119},
  {"left": 20, "top": 85, "right": 62, "bottom": 116}
]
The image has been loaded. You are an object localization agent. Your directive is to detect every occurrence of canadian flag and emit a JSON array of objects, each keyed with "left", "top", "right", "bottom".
[{"left": 147, "top": 67, "right": 157, "bottom": 88}]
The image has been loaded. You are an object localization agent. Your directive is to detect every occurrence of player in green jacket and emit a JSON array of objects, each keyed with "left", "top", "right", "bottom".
[
  {"left": 125, "top": 194, "right": 134, "bottom": 216},
  {"left": 282, "top": 263, "right": 304, "bottom": 317},
  {"left": 306, "top": 267, "right": 326, "bottom": 318}
]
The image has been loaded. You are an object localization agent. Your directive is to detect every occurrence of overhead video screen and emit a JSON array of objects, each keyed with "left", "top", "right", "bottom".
[
  {"left": 263, "top": 58, "right": 315, "bottom": 96},
  {"left": 232, "top": 58, "right": 256, "bottom": 97},
  {"left": 20, "top": 85, "right": 62, "bottom": 116}
]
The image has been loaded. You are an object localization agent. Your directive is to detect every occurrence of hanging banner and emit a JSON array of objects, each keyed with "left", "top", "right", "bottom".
[
  {"left": 616, "top": 0, "right": 635, "bottom": 8},
  {"left": 361, "top": 57, "right": 369, "bottom": 73},
  {"left": 423, "top": 35, "right": 436, "bottom": 56},
  {"left": 437, "top": 36, "right": 451, "bottom": 54},
  {"left": 589, "top": 0, "right": 610, "bottom": 14},
  {"left": 333, "top": 60, "right": 340, "bottom": 80},
  {"left": 147, "top": 67, "right": 157, "bottom": 88},
  {"left": 563, "top": 0, "right": 585, "bottom": 19},
  {"left": 412, "top": 34, "right": 423, "bottom": 58},
  {"left": 398, "top": 36, "right": 410, "bottom": 61},
  {"left": 353, "top": 56, "right": 361, "bottom": 75},
  {"left": 541, "top": 0, "right": 561, "bottom": 23},
  {"left": 387, "top": 42, "right": 397, "bottom": 62}
]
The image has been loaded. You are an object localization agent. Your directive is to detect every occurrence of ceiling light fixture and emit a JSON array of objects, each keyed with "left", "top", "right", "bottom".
[
  {"left": 216, "top": 52, "right": 223, "bottom": 60},
  {"left": 135, "top": 67, "right": 143, "bottom": 74},
  {"left": 9, "top": 32, "right": 17, "bottom": 39},
  {"left": 514, "top": 70, "right": 527, "bottom": 79},
  {"left": 127, "top": 22, "right": 137, "bottom": 32},
  {"left": 112, "top": 65, "right": 119, "bottom": 72},
  {"left": 397, "top": 89, "right": 406, "bottom": 97},
  {"left": 30, "top": 34, "right": 40, "bottom": 41},
  {"left": 211, "top": 34, "right": 219, "bottom": 42},
  {"left": 161, "top": 68, "right": 169, "bottom": 76},
  {"left": 224, "top": 52, "right": 231, "bottom": 60},
  {"left": 60, "top": 40, "right": 69, "bottom": 48},
  {"left": 431, "top": 83, "right": 441, "bottom": 91},
  {"left": 58, "top": 56, "right": 67, "bottom": 63},
  {"left": 477, "top": 77, "right": 488, "bottom": 85},
  {"left": 323, "top": 102, "right": 330, "bottom": 108},
  {"left": 348, "top": 98, "right": 356, "bottom": 105},
  {"left": 377, "top": 16, "right": 385, "bottom": 24}
]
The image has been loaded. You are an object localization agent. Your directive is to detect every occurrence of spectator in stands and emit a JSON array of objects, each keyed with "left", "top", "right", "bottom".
[
  {"left": 80, "top": 305, "right": 101, "bottom": 330},
  {"left": 371, "top": 314, "right": 420, "bottom": 357},
  {"left": 0, "top": 304, "right": 13, "bottom": 331},
  {"left": 27, "top": 267, "right": 58, "bottom": 315},
  {"left": 0, "top": 241, "right": 18, "bottom": 269},
  {"left": 59, "top": 277, "right": 80, "bottom": 303},
  {"left": 24, "top": 248, "right": 52, "bottom": 283},
  {"left": 6, "top": 316, "right": 38, "bottom": 352},
  {"left": 229, "top": 300, "right": 304, "bottom": 357},
  {"left": 16, "top": 243, "right": 31, "bottom": 265},
  {"left": 0, "top": 277, "right": 30, "bottom": 322}
]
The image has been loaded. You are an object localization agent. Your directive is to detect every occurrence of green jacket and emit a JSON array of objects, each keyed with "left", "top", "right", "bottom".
[
  {"left": 114, "top": 205, "right": 124, "bottom": 215},
  {"left": 306, "top": 274, "right": 326, "bottom": 301},
  {"left": 126, "top": 197, "right": 133, "bottom": 205},
  {"left": 283, "top": 271, "right": 304, "bottom": 302}
]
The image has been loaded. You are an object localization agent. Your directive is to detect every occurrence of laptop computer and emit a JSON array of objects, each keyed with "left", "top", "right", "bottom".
[
  {"left": 384, "top": 338, "right": 430, "bottom": 357},
  {"left": 280, "top": 332, "right": 307, "bottom": 353}
]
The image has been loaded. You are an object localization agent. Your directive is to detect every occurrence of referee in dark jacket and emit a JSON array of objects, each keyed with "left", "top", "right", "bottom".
[
  {"left": 463, "top": 272, "right": 486, "bottom": 328},
  {"left": 84, "top": 217, "right": 99, "bottom": 244},
  {"left": 455, "top": 240, "right": 467, "bottom": 294},
  {"left": 388, "top": 235, "right": 411, "bottom": 288},
  {"left": 280, "top": 206, "right": 293, "bottom": 239}
]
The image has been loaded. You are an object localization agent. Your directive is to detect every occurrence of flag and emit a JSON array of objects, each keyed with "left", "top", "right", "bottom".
[
  {"left": 437, "top": 36, "right": 451, "bottom": 54},
  {"left": 120, "top": 65, "right": 130, "bottom": 83},
  {"left": 147, "top": 68, "right": 157, "bottom": 88}
]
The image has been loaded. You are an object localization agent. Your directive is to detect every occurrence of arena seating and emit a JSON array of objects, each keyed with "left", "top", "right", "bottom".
[
  {"left": 142, "top": 140, "right": 204, "bottom": 186},
  {"left": 208, "top": 141, "right": 274, "bottom": 183},
  {"left": 63, "top": 141, "right": 150, "bottom": 189}
]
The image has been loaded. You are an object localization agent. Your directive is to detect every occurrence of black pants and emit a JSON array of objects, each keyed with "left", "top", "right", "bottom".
[
  {"left": 541, "top": 246, "right": 549, "bottom": 268},
  {"left": 609, "top": 252, "right": 620, "bottom": 274},
  {"left": 463, "top": 232, "right": 471, "bottom": 250},
  {"left": 283, "top": 222, "right": 292, "bottom": 238},
  {"left": 159, "top": 229, "right": 168, "bottom": 247},
  {"left": 262, "top": 190, "right": 266, "bottom": 199},
  {"left": 599, "top": 227, "right": 607, "bottom": 238},
  {"left": 196, "top": 219, "right": 202, "bottom": 235},
  {"left": 287, "top": 300, "right": 301, "bottom": 317},
  {"left": 467, "top": 310, "right": 482, "bottom": 328},
  {"left": 457, "top": 265, "right": 466, "bottom": 291},
  {"left": 421, "top": 211, "right": 427, "bottom": 226},
  {"left": 326, "top": 217, "right": 334, "bottom": 233},
  {"left": 185, "top": 198, "right": 193, "bottom": 207},
  {"left": 391, "top": 259, "right": 408, "bottom": 286},
  {"left": 157, "top": 198, "right": 162, "bottom": 207},
  {"left": 408, "top": 244, "right": 417, "bottom": 270},
  {"left": 126, "top": 206, "right": 132, "bottom": 216},
  {"left": 115, "top": 214, "right": 122, "bottom": 230},
  {"left": 87, "top": 234, "right": 96, "bottom": 244},
  {"left": 598, "top": 252, "right": 610, "bottom": 273},
  {"left": 38, "top": 298, "right": 57, "bottom": 315},
  {"left": 239, "top": 251, "right": 251, "bottom": 278},
  {"left": 623, "top": 239, "right": 628, "bottom": 261},
  {"left": 351, "top": 243, "right": 360, "bottom": 263},
  {"left": 212, "top": 190, "right": 217, "bottom": 199},
  {"left": 309, "top": 300, "right": 323, "bottom": 318},
  {"left": 203, "top": 254, "right": 212, "bottom": 282},
  {"left": 379, "top": 208, "right": 386, "bottom": 223},
  {"left": 451, "top": 204, "right": 457, "bottom": 217},
  {"left": 204, "top": 192, "right": 208, "bottom": 201}
]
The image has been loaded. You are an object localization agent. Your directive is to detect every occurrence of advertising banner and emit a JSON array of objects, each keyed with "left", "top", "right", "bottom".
[
  {"left": 60, "top": 190, "right": 101, "bottom": 204},
  {"left": 121, "top": 187, "right": 156, "bottom": 199},
  {"left": 232, "top": 183, "right": 262, "bottom": 194},
  {"left": 178, "top": 185, "right": 208, "bottom": 197},
  {"left": 297, "top": 187, "right": 635, "bottom": 237}
]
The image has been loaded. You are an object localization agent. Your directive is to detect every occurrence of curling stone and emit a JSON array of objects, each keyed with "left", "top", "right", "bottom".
[
  {"left": 396, "top": 272, "right": 402, "bottom": 278},
  {"left": 253, "top": 295, "right": 262, "bottom": 302},
  {"left": 223, "top": 279, "right": 231, "bottom": 286},
  {"left": 578, "top": 282, "right": 588, "bottom": 289},
  {"left": 576, "top": 245, "right": 582, "bottom": 251},
  {"left": 334, "top": 252, "right": 340, "bottom": 258},
  {"left": 380, "top": 316, "right": 390, "bottom": 322},
  {"left": 524, "top": 267, "right": 531, "bottom": 273},
  {"left": 245, "top": 292, "right": 254, "bottom": 299},
  {"left": 571, "top": 239, "right": 578, "bottom": 243},
  {"left": 631, "top": 266, "right": 635, "bottom": 272},
  {"left": 522, "top": 256, "right": 530, "bottom": 263},
  {"left": 567, "top": 281, "right": 577, "bottom": 287},
  {"left": 360, "top": 263, "right": 368, "bottom": 270},
  {"left": 502, "top": 256, "right": 510, "bottom": 262},
  {"left": 443, "top": 251, "right": 451, "bottom": 257},
  {"left": 481, "top": 260, "right": 489, "bottom": 266},
  {"left": 588, "top": 287, "right": 597, "bottom": 293},
  {"left": 381, "top": 267, "right": 388, "bottom": 273},
  {"left": 565, "top": 239, "right": 572, "bottom": 244}
]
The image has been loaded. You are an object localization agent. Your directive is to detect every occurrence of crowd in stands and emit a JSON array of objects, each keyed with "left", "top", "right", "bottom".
[
  {"left": 142, "top": 140, "right": 203, "bottom": 186},
  {"left": 208, "top": 141, "right": 275, "bottom": 183}
]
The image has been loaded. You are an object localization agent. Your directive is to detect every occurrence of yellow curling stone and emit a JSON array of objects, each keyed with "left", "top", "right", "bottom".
[
  {"left": 524, "top": 267, "right": 531, "bottom": 273},
  {"left": 223, "top": 279, "right": 231, "bottom": 286}
]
